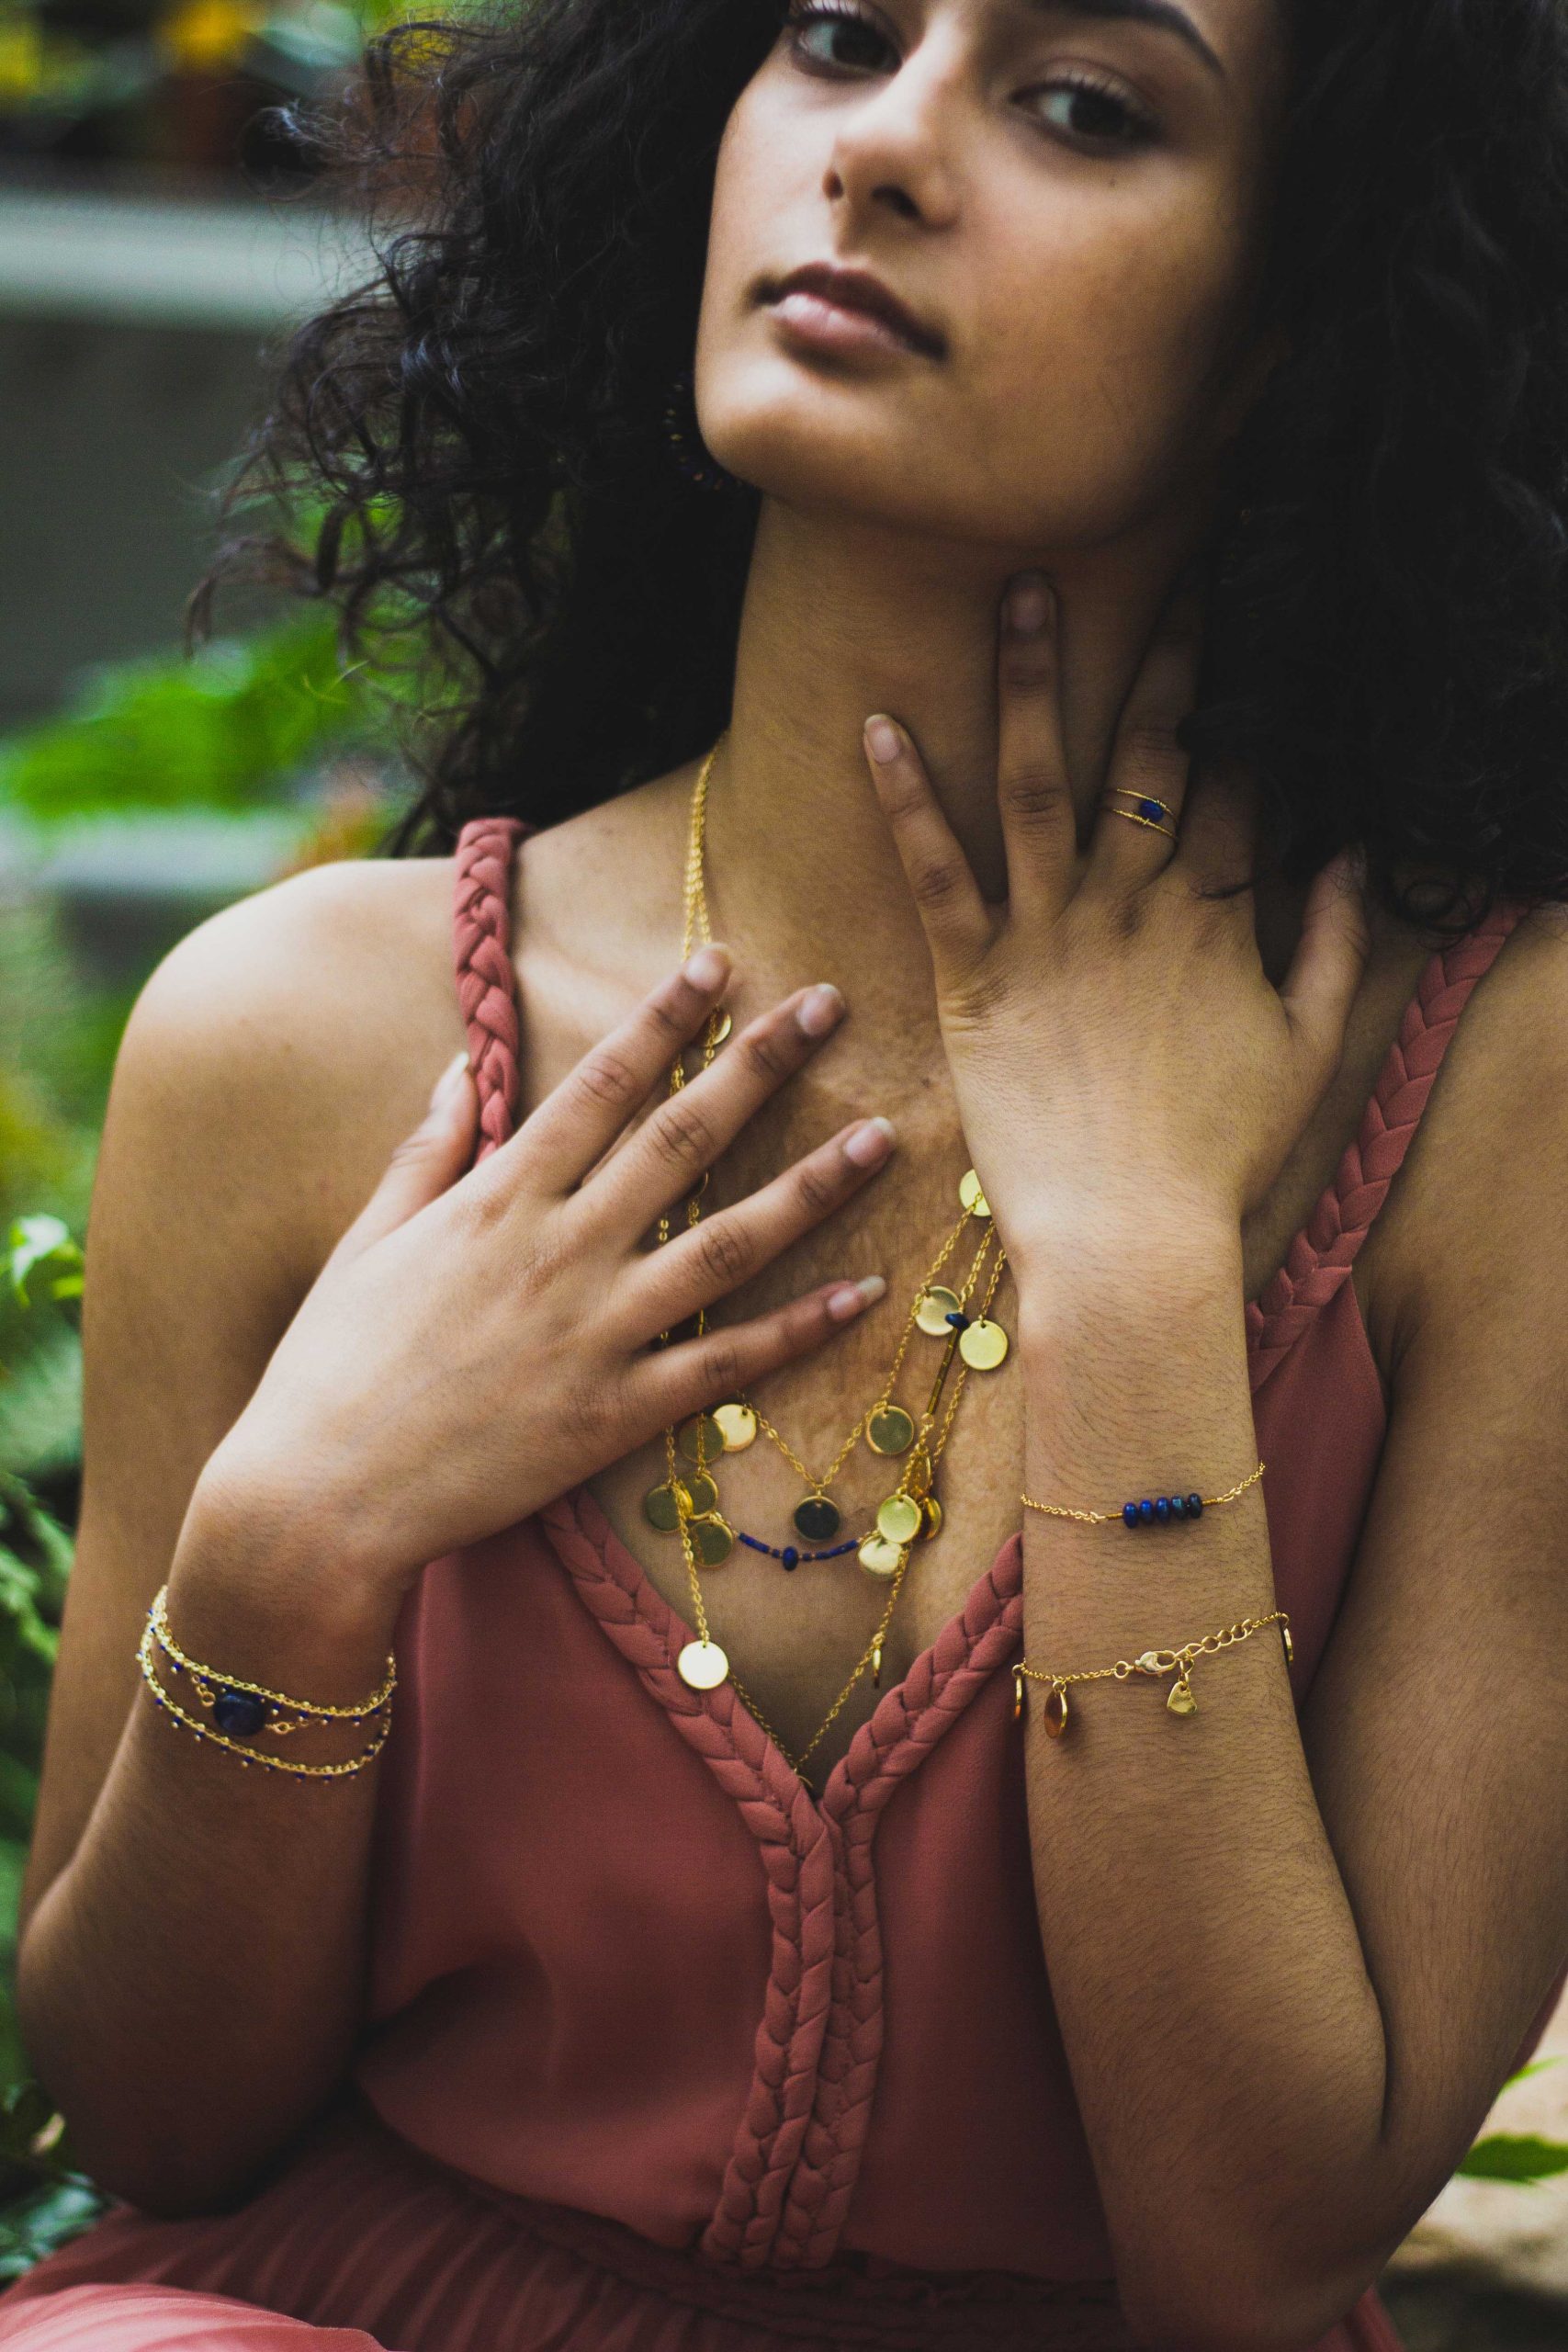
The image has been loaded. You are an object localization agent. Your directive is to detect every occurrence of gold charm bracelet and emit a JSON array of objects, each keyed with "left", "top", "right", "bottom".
[
  {"left": 1013, "top": 1609, "right": 1292, "bottom": 1736},
  {"left": 137, "top": 1585, "right": 396, "bottom": 1779}
]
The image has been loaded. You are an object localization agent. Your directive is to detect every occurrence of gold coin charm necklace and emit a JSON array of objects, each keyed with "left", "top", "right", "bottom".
[{"left": 652, "top": 734, "right": 1013, "bottom": 1789}]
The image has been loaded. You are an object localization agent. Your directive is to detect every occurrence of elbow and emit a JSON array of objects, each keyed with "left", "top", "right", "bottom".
[{"left": 1117, "top": 2244, "right": 1383, "bottom": 2352}]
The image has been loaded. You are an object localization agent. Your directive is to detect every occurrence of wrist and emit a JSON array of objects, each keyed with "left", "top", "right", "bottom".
[
  {"left": 175, "top": 1450, "right": 410, "bottom": 1665},
  {"left": 1008, "top": 1207, "right": 1244, "bottom": 1333}
]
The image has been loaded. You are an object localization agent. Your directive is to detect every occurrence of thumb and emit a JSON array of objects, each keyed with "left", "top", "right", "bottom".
[
  {"left": 332, "top": 1049, "right": 475, "bottom": 1266},
  {"left": 1278, "top": 844, "right": 1372, "bottom": 1085}
]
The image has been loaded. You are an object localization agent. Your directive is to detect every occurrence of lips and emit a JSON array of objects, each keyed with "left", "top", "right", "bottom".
[{"left": 765, "top": 262, "right": 945, "bottom": 360}]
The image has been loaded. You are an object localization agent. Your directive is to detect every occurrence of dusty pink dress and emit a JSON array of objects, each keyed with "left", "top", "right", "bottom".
[{"left": 0, "top": 818, "right": 1560, "bottom": 2352}]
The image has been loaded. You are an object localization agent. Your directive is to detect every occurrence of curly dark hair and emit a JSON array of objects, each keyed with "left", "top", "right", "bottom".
[{"left": 197, "top": 0, "right": 1568, "bottom": 938}]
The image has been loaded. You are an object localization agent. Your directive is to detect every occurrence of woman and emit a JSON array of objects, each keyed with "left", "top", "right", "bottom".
[{"left": 2, "top": 0, "right": 1566, "bottom": 2344}]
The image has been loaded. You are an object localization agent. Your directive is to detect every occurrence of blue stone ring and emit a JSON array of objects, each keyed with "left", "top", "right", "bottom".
[{"left": 1104, "top": 786, "right": 1179, "bottom": 842}]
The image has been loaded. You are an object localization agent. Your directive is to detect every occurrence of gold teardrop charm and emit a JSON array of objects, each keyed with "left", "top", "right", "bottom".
[
  {"left": 877, "top": 1492, "right": 923, "bottom": 1546},
  {"left": 1167, "top": 1678, "right": 1198, "bottom": 1716},
  {"left": 872, "top": 1642, "right": 884, "bottom": 1690},
  {"left": 958, "top": 1317, "right": 1009, "bottom": 1371},
  {"left": 859, "top": 1533, "right": 905, "bottom": 1579},
  {"left": 713, "top": 1402, "right": 757, "bottom": 1452},
  {"left": 677, "top": 1638, "right": 729, "bottom": 1690},
  {"left": 919, "top": 1494, "right": 943, "bottom": 1540},
  {"left": 959, "top": 1168, "right": 991, "bottom": 1218},
  {"left": 865, "top": 1405, "right": 915, "bottom": 1456},
  {"left": 1043, "top": 1683, "right": 1070, "bottom": 1737},
  {"left": 915, "top": 1285, "right": 963, "bottom": 1337}
]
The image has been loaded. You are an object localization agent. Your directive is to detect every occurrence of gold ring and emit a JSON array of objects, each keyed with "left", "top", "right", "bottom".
[{"left": 1104, "top": 787, "right": 1179, "bottom": 842}]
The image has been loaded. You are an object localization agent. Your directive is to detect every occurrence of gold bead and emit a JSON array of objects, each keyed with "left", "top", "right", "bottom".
[{"left": 958, "top": 1168, "right": 990, "bottom": 1218}]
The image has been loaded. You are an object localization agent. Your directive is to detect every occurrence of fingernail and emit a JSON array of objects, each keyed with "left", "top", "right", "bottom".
[
  {"left": 796, "top": 982, "right": 845, "bottom": 1036},
  {"left": 864, "top": 716, "right": 902, "bottom": 764},
  {"left": 1006, "top": 573, "right": 1051, "bottom": 634},
  {"left": 826, "top": 1274, "right": 886, "bottom": 1321},
  {"left": 843, "top": 1115, "right": 896, "bottom": 1166},
  {"left": 684, "top": 945, "right": 728, "bottom": 989},
  {"left": 431, "top": 1048, "right": 468, "bottom": 1105}
]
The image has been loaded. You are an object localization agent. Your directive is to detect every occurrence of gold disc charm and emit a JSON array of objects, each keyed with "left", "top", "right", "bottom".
[
  {"left": 682, "top": 1472, "right": 718, "bottom": 1517},
  {"left": 712, "top": 1402, "right": 757, "bottom": 1452},
  {"left": 677, "top": 1638, "right": 729, "bottom": 1690},
  {"left": 1280, "top": 1623, "right": 1294, "bottom": 1666},
  {"left": 687, "top": 1512, "right": 735, "bottom": 1567},
  {"left": 1167, "top": 1677, "right": 1198, "bottom": 1716},
  {"left": 644, "top": 1481, "right": 686, "bottom": 1533},
  {"left": 919, "top": 1494, "right": 943, "bottom": 1541},
  {"left": 916, "top": 1285, "right": 963, "bottom": 1337},
  {"left": 958, "top": 1168, "right": 991, "bottom": 1218},
  {"left": 794, "top": 1495, "right": 841, "bottom": 1543},
  {"left": 865, "top": 1405, "right": 915, "bottom": 1457},
  {"left": 876, "top": 1492, "right": 923, "bottom": 1546},
  {"left": 958, "top": 1317, "right": 1009, "bottom": 1371},
  {"left": 906, "top": 1449, "right": 933, "bottom": 1498},
  {"left": 677, "top": 1413, "right": 725, "bottom": 1465},
  {"left": 709, "top": 1009, "right": 732, "bottom": 1045},
  {"left": 859, "top": 1534, "right": 905, "bottom": 1579}
]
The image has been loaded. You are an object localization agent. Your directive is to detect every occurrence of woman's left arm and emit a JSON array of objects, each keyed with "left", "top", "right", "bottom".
[{"left": 861, "top": 577, "right": 1568, "bottom": 2352}]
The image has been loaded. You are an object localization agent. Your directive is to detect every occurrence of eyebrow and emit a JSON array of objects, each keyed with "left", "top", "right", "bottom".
[{"left": 1017, "top": 0, "right": 1227, "bottom": 82}]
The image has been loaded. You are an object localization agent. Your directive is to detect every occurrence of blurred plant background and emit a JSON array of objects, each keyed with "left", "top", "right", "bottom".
[{"left": 0, "top": 0, "right": 1565, "bottom": 2336}]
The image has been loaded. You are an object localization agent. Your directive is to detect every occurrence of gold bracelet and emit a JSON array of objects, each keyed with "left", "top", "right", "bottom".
[
  {"left": 137, "top": 1586, "right": 395, "bottom": 1779},
  {"left": 1020, "top": 1459, "right": 1265, "bottom": 1530},
  {"left": 1013, "top": 1609, "right": 1292, "bottom": 1736}
]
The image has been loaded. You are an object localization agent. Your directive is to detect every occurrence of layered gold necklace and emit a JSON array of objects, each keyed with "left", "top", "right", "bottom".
[{"left": 652, "top": 734, "right": 1014, "bottom": 1787}]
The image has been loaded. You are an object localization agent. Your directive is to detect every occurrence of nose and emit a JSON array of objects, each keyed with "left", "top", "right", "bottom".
[{"left": 821, "top": 37, "right": 964, "bottom": 227}]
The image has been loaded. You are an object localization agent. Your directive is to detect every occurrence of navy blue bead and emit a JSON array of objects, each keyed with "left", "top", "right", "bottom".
[
  {"left": 212, "top": 1688, "right": 266, "bottom": 1737},
  {"left": 1138, "top": 797, "right": 1166, "bottom": 824},
  {"left": 944, "top": 1309, "right": 970, "bottom": 1330},
  {"left": 1154, "top": 1497, "right": 1171, "bottom": 1524},
  {"left": 1137, "top": 1499, "right": 1156, "bottom": 1524},
  {"left": 1169, "top": 1494, "right": 1187, "bottom": 1519},
  {"left": 1122, "top": 1501, "right": 1140, "bottom": 1528},
  {"left": 782, "top": 1546, "right": 800, "bottom": 1570},
  {"left": 1187, "top": 1492, "right": 1203, "bottom": 1517}
]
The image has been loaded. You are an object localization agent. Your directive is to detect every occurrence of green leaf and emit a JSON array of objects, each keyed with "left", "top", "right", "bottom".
[
  {"left": 1455, "top": 2132, "right": 1568, "bottom": 2184},
  {"left": 4, "top": 1220, "right": 81, "bottom": 1313}
]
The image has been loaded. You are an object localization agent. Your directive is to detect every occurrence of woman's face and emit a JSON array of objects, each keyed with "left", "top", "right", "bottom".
[{"left": 695, "top": 0, "right": 1288, "bottom": 550}]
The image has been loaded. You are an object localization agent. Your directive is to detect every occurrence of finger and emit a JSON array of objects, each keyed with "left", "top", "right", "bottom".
[
  {"left": 1173, "top": 758, "right": 1261, "bottom": 900},
  {"left": 629, "top": 1273, "right": 888, "bottom": 1434},
  {"left": 863, "top": 716, "right": 991, "bottom": 978},
  {"left": 1087, "top": 578, "right": 1203, "bottom": 891},
  {"left": 516, "top": 945, "right": 736, "bottom": 1196},
  {"left": 329, "top": 1050, "right": 476, "bottom": 1265},
  {"left": 586, "top": 980, "right": 848, "bottom": 1234},
  {"left": 1278, "top": 844, "right": 1373, "bottom": 1090},
  {"left": 625, "top": 1114, "right": 897, "bottom": 1338},
  {"left": 996, "top": 572, "right": 1076, "bottom": 918}
]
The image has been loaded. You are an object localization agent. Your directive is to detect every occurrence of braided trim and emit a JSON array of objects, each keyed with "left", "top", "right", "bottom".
[
  {"left": 1246, "top": 901, "right": 1529, "bottom": 1390},
  {"left": 773, "top": 1542, "right": 1025, "bottom": 2269},
  {"left": 452, "top": 815, "right": 529, "bottom": 1164},
  {"left": 538, "top": 1487, "right": 841, "bottom": 2268}
]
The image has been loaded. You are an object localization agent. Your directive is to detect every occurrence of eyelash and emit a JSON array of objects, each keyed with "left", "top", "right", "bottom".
[{"left": 780, "top": 0, "right": 1161, "bottom": 153}]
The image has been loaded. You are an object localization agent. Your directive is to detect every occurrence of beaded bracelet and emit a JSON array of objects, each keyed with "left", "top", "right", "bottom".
[
  {"left": 1020, "top": 1459, "right": 1265, "bottom": 1530},
  {"left": 1013, "top": 1608, "right": 1292, "bottom": 1736},
  {"left": 137, "top": 1586, "right": 396, "bottom": 1780}
]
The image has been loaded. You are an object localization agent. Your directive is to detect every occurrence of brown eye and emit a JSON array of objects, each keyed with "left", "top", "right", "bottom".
[
  {"left": 1030, "top": 75, "right": 1159, "bottom": 151},
  {"left": 784, "top": 0, "right": 892, "bottom": 73}
]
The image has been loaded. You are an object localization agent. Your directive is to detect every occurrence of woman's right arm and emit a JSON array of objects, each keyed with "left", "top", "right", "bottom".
[{"left": 16, "top": 864, "right": 894, "bottom": 2220}]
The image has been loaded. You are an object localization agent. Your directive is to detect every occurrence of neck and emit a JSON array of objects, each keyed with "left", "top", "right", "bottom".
[{"left": 701, "top": 493, "right": 1294, "bottom": 1104}]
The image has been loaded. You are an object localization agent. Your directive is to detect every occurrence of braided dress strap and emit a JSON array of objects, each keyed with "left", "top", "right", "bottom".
[
  {"left": 452, "top": 815, "right": 530, "bottom": 1164},
  {"left": 1245, "top": 901, "right": 1529, "bottom": 1387}
]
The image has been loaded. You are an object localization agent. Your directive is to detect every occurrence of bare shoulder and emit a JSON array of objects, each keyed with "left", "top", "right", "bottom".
[
  {"left": 121, "top": 851, "right": 469, "bottom": 1279},
  {"left": 1367, "top": 899, "right": 1568, "bottom": 1367}
]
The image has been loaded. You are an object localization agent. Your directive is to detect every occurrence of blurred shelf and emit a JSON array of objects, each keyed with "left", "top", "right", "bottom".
[{"left": 0, "top": 182, "right": 378, "bottom": 329}]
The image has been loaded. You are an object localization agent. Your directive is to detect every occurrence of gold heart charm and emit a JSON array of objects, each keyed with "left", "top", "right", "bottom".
[{"left": 1166, "top": 1679, "right": 1198, "bottom": 1716}]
